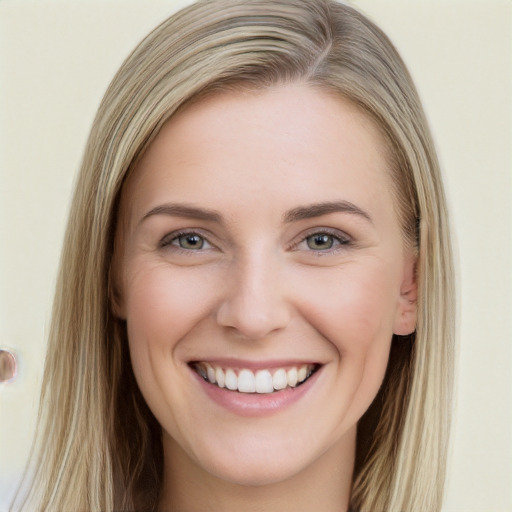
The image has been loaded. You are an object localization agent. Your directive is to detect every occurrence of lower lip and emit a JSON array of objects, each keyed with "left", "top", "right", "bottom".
[{"left": 191, "top": 367, "right": 321, "bottom": 417}]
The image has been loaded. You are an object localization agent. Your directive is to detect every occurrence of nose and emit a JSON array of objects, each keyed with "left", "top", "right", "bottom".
[{"left": 216, "top": 253, "right": 291, "bottom": 340}]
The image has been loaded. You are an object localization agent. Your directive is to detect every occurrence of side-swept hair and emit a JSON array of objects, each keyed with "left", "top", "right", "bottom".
[{"left": 13, "top": 1, "right": 454, "bottom": 511}]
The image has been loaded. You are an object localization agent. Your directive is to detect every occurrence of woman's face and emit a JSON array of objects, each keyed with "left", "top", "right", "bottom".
[{"left": 114, "top": 84, "right": 417, "bottom": 486}]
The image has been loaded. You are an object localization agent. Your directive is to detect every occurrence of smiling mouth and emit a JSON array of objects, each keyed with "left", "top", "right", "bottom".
[{"left": 191, "top": 362, "right": 320, "bottom": 394}]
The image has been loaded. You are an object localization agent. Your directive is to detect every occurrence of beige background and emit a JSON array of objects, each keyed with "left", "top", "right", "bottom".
[{"left": 0, "top": 1, "right": 511, "bottom": 510}]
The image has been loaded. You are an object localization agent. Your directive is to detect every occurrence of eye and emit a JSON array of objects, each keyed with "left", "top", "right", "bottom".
[
  {"left": 295, "top": 229, "right": 351, "bottom": 253},
  {"left": 160, "top": 231, "right": 213, "bottom": 251},
  {"left": 174, "top": 233, "right": 206, "bottom": 250},
  {"left": 306, "top": 233, "right": 337, "bottom": 250}
]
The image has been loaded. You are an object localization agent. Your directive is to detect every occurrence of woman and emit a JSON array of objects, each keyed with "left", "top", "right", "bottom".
[{"left": 12, "top": 0, "right": 455, "bottom": 511}]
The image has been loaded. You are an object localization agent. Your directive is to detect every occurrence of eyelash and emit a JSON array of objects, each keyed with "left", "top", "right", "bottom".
[
  {"left": 159, "top": 230, "right": 214, "bottom": 252},
  {"left": 160, "top": 227, "right": 352, "bottom": 257},
  {"left": 292, "top": 228, "right": 352, "bottom": 255}
]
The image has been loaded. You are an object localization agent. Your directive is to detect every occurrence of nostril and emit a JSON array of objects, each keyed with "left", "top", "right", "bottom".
[
  {"left": 0, "top": 349, "right": 17, "bottom": 383},
  {"left": 215, "top": 290, "right": 291, "bottom": 341}
]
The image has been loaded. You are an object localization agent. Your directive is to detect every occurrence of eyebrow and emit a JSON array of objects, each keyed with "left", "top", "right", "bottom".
[
  {"left": 283, "top": 201, "right": 373, "bottom": 224},
  {"left": 140, "top": 200, "right": 372, "bottom": 225},
  {"left": 140, "top": 203, "right": 223, "bottom": 224}
]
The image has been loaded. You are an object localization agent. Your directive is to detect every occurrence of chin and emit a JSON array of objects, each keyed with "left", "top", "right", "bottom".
[
  {"left": 203, "top": 453, "right": 310, "bottom": 487},
  {"left": 183, "top": 423, "right": 352, "bottom": 490}
]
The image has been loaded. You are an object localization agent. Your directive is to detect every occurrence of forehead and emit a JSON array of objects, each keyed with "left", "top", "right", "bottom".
[{"left": 120, "top": 84, "right": 395, "bottom": 227}]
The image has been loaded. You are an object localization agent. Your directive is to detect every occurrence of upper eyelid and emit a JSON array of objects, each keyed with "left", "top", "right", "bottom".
[
  {"left": 298, "top": 227, "right": 352, "bottom": 242},
  {"left": 158, "top": 226, "right": 352, "bottom": 249},
  {"left": 288, "top": 227, "right": 353, "bottom": 252},
  {"left": 159, "top": 229, "right": 214, "bottom": 248}
]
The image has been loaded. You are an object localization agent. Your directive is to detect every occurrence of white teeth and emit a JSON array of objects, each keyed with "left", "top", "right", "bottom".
[
  {"left": 287, "top": 367, "right": 298, "bottom": 387},
  {"left": 196, "top": 363, "right": 316, "bottom": 394},
  {"left": 206, "top": 364, "right": 216, "bottom": 383},
  {"left": 238, "top": 369, "right": 256, "bottom": 393},
  {"left": 225, "top": 369, "right": 238, "bottom": 390},
  {"left": 215, "top": 366, "right": 225, "bottom": 388},
  {"left": 272, "top": 369, "right": 287, "bottom": 390},
  {"left": 255, "top": 370, "right": 274, "bottom": 393}
]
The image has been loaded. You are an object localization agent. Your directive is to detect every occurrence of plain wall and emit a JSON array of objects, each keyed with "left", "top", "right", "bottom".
[{"left": 0, "top": 1, "right": 511, "bottom": 510}]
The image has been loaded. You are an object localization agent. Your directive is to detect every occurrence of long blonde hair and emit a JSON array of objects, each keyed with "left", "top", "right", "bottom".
[{"left": 13, "top": 1, "right": 455, "bottom": 511}]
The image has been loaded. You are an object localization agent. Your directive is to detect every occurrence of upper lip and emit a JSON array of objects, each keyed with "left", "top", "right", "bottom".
[{"left": 188, "top": 358, "right": 322, "bottom": 370}]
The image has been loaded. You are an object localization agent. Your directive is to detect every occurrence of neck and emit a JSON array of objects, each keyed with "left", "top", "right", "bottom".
[{"left": 158, "top": 427, "right": 356, "bottom": 512}]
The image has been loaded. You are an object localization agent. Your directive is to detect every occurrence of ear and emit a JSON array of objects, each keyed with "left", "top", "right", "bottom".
[{"left": 393, "top": 253, "right": 418, "bottom": 336}]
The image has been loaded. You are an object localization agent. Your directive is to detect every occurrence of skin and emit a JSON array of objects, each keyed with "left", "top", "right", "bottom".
[{"left": 113, "top": 84, "right": 417, "bottom": 512}]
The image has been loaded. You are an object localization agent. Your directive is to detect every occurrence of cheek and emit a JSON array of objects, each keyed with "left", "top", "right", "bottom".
[
  {"left": 295, "top": 261, "right": 401, "bottom": 351},
  {"left": 122, "top": 261, "right": 227, "bottom": 439},
  {"left": 292, "top": 262, "right": 399, "bottom": 417},
  {"left": 122, "top": 261, "right": 220, "bottom": 382},
  {"left": 125, "top": 261, "right": 217, "bottom": 334}
]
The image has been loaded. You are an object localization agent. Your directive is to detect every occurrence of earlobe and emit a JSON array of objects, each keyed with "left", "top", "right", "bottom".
[{"left": 393, "top": 254, "right": 418, "bottom": 336}]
